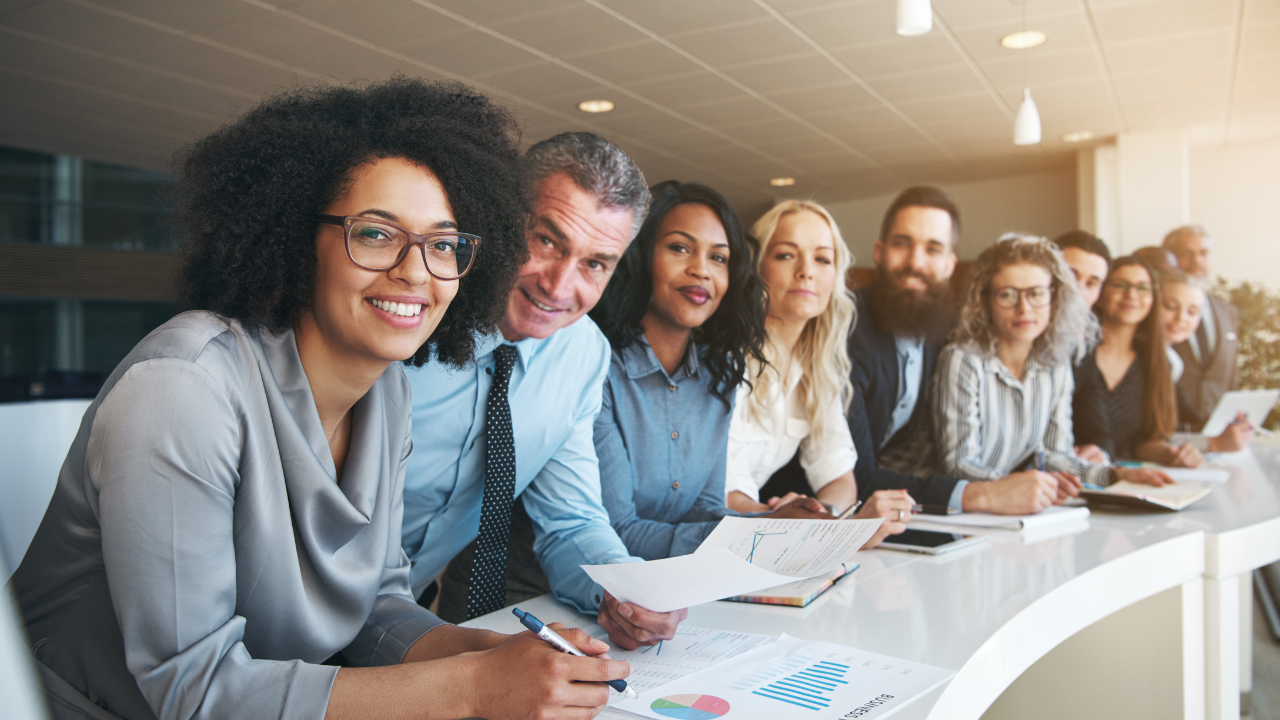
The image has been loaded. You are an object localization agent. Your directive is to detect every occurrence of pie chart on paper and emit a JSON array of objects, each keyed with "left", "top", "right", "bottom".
[{"left": 650, "top": 694, "right": 731, "bottom": 719}]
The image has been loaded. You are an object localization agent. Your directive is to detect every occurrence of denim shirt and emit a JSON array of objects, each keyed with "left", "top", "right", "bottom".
[{"left": 595, "top": 339, "right": 738, "bottom": 560}]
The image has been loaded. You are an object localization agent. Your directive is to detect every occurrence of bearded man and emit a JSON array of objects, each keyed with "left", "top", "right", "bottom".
[{"left": 847, "top": 187, "right": 1064, "bottom": 514}]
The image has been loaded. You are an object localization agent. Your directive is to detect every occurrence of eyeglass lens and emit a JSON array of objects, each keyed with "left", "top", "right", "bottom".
[
  {"left": 993, "top": 286, "right": 1052, "bottom": 308},
  {"left": 348, "top": 219, "right": 475, "bottom": 278},
  {"left": 1108, "top": 281, "right": 1153, "bottom": 295}
]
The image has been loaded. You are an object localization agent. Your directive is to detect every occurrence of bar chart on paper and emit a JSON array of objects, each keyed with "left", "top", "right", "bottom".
[
  {"left": 735, "top": 656, "right": 851, "bottom": 711},
  {"left": 613, "top": 635, "right": 955, "bottom": 720}
]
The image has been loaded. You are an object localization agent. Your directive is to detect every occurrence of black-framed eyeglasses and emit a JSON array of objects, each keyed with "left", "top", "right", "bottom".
[
  {"left": 314, "top": 214, "right": 480, "bottom": 280},
  {"left": 990, "top": 285, "right": 1054, "bottom": 308},
  {"left": 1106, "top": 280, "right": 1153, "bottom": 297}
]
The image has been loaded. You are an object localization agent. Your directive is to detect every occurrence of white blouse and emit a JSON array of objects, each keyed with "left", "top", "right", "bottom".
[{"left": 725, "top": 361, "right": 857, "bottom": 502}]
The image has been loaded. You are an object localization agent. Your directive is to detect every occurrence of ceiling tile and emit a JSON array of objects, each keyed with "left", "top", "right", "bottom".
[
  {"left": 722, "top": 53, "right": 848, "bottom": 95},
  {"left": 782, "top": 1, "right": 899, "bottom": 49},
  {"left": 408, "top": 0, "right": 579, "bottom": 26},
  {"left": 766, "top": 81, "right": 880, "bottom": 117},
  {"left": 473, "top": 60, "right": 603, "bottom": 99},
  {"left": 669, "top": 18, "right": 814, "bottom": 67},
  {"left": 624, "top": 70, "right": 745, "bottom": 108},
  {"left": 0, "top": 27, "right": 89, "bottom": 74},
  {"left": 489, "top": 3, "right": 648, "bottom": 56},
  {"left": 932, "top": 0, "right": 1080, "bottom": 30},
  {"left": 829, "top": 34, "right": 963, "bottom": 78},
  {"left": 865, "top": 64, "right": 993, "bottom": 105},
  {"left": 115, "top": 36, "right": 306, "bottom": 93},
  {"left": 197, "top": 13, "right": 378, "bottom": 71},
  {"left": 0, "top": 1, "right": 180, "bottom": 55},
  {"left": 290, "top": 0, "right": 472, "bottom": 50},
  {"left": 564, "top": 40, "right": 703, "bottom": 85},
  {"left": 594, "top": 0, "right": 772, "bottom": 36},
  {"left": 1105, "top": 27, "right": 1233, "bottom": 77},
  {"left": 399, "top": 28, "right": 541, "bottom": 78},
  {"left": 1091, "top": 0, "right": 1236, "bottom": 43},
  {"left": 675, "top": 95, "right": 785, "bottom": 129}
]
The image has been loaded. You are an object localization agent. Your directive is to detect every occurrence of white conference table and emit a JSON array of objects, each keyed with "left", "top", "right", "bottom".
[
  {"left": 1087, "top": 440, "right": 1280, "bottom": 720},
  {"left": 463, "top": 442, "right": 1280, "bottom": 720}
]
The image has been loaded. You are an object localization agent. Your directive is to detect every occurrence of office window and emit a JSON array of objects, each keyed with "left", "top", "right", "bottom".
[
  {"left": 0, "top": 144, "right": 178, "bottom": 251},
  {"left": 0, "top": 146, "right": 53, "bottom": 244}
]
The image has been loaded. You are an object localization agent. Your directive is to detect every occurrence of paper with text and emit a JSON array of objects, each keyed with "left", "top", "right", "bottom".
[
  {"left": 696, "top": 517, "right": 883, "bottom": 577},
  {"left": 582, "top": 548, "right": 804, "bottom": 613},
  {"left": 584, "top": 625, "right": 778, "bottom": 702},
  {"left": 611, "top": 634, "right": 955, "bottom": 720}
]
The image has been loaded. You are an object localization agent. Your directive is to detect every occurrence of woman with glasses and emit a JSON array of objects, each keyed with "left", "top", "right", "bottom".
[
  {"left": 11, "top": 79, "right": 629, "bottom": 720},
  {"left": 1073, "top": 257, "right": 1208, "bottom": 465},
  {"left": 921, "top": 235, "right": 1171, "bottom": 490}
]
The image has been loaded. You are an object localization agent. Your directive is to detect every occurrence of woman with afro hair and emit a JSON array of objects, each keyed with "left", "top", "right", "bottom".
[{"left": 12, "top": 77, "right": 630, "bottom": 720}]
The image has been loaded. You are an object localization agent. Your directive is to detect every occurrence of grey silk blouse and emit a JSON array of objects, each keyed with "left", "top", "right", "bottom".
[{"left": 10, "top": 311, "right": 446, "bottom": 720}]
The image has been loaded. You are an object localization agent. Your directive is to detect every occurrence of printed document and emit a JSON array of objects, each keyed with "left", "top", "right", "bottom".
[{"left": 611, "top": 634, "right": 955, "bottom": 720}]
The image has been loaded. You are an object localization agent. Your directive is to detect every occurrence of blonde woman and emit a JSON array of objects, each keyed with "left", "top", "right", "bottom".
[
  {"left": 927, "top": 234, "right": 1173, "bottom": 490},
  {"left": 726, "top": 200, "right": 911, "bottom": 544}
]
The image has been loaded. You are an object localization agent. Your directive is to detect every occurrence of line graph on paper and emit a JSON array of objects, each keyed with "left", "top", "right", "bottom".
[{"left": 746, "top": 531, "right": 788, "bottom": 563}]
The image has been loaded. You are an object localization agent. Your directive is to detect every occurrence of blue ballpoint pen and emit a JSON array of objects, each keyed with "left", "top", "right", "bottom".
[{"left": 512, "top": 608, "right": 639, "bottom": 699}]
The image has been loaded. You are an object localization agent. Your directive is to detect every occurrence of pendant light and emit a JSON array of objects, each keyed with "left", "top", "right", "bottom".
[
  {"left": 1014, "top": 89, "right": 1042, "bottom": 145},
  {"left": 897, "top": 0, "right": 932, "bottom": 36},
  {"left": 1011, "top": 0, "right": 1042, "bottom": 145}
]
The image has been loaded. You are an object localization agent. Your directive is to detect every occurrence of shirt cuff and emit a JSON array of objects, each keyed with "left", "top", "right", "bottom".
[
  {"left": 1086, "top": 464, "right": 1114, "bottom": 487},
  {"left": 947, "top": 480, "right": 969, "bottom": 511}
]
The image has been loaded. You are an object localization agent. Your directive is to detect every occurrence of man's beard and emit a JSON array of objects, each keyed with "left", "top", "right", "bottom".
[{"left": 868, "top": 265, "right": 954, "bottom": 342}]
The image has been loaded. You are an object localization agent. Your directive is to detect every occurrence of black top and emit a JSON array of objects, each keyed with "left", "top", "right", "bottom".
[{"left": 1074, "top": 350, "right": 1147, "bottom": 460}]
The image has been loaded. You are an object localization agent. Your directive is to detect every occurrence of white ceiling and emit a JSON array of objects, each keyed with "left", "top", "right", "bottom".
[{"left": 1, "top": 0, "right": 1276, "bottom": 211}]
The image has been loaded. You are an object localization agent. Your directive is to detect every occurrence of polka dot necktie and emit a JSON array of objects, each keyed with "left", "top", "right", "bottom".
[{"left": 466, "top": 344, "right": 519, "bottom": 620}]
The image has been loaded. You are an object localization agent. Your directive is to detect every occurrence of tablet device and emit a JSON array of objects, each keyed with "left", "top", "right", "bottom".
[
  {"left": 877, "top": 528, "right": 988, "bottom": 555},
  {"left": 1200, "top": 389, "right": 1279, "bottom": 437}
]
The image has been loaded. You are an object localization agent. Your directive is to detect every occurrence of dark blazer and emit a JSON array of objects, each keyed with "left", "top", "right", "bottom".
[
  {"left": 846, "top": 287, "right": 960, "bottom": 506},
  {"left": 1173, "top": 295, "right": 1239, "bottom": 430}
]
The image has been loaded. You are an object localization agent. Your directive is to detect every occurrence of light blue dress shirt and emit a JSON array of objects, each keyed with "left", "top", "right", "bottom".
[
  {"left": 402, "top": 316, "right": 638, "bottom": 614},
  {"left": 886, "top": 334, "right": 968, "bottom": 509},
  {"left": 596, "top": 340, "right": 738, "bottom": 561},
  {"left": 885, "top": 333, "right": 925, "bottom": 448}
]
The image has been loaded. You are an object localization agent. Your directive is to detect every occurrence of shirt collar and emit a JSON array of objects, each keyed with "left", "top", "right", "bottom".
[
  {"left": 476, "top": 330, "right": 543, "bottom": 372},
  {"left": 621, "top": 337, "right": 701, "bottom": 381},
  {"left": 984, "top": 352, "right": 1045, "bottom": 385}
]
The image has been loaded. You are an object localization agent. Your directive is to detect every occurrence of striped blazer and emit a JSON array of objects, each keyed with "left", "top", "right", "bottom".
[{"left": 928, "top": 343, "right": 1112, "bottom": 487}]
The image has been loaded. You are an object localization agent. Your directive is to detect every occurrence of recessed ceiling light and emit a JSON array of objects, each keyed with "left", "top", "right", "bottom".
[
  {"left": 1061, "top": 130, "right": 1095, "bottom": 143},
  {"left": 770, "top": 177, "right": 796, "bottom": 187},
  {"left": 577, "top": 99, "right": 614, "bottom": 113},
  {"left": 1000, "top": 30, "right": 1047, "bottom": 49}
]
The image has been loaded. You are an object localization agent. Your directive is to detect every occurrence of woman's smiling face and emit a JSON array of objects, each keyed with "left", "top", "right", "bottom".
[
  {"left": 646, "top": 202, "right": 730, "bottom": 332},
  {"left": 307, "top": 156, "right": 460, "bottom": 365}
]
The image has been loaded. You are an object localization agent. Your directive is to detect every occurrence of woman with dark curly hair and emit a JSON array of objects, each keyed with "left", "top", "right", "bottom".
[
  {"left": 587, "top": 181, "right": 811, "bottom": 559},
  {"left": 11, "top": 78, "right": 628, "bottom": 720}
]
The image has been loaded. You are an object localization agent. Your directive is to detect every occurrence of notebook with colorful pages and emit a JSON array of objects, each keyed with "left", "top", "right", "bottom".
[
  {"left": 725, "top": 562, "right": 859, "bottom": 607},
  {"left": 1079, "top": 481, "right": 1212, "bottom": 512}
]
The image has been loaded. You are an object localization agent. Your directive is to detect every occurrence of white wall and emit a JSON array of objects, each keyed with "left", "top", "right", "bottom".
[
  {"left": 1189, "top": 138, "right": 1280, "bottom": 291},
  {"left": 817, "top": 167, "right": 1079, "bottom": 266}
]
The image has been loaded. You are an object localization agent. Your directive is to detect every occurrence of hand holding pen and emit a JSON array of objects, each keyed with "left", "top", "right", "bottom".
[{"left": 514, "top": 608, "right": 638, "bottom": 699}]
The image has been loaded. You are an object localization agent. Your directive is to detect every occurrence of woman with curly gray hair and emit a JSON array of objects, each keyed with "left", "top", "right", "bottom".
[{"left": 925, "top": 234, "right": 1173, "bottom": 493}]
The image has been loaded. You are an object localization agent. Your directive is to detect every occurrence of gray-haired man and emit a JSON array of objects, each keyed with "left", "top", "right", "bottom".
[
  {"left": 1163, "top": 224, "right": 1239, "bottom": 429},
  {"left": 401, "top": 133, "right": 683, "bottom": 649}
]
